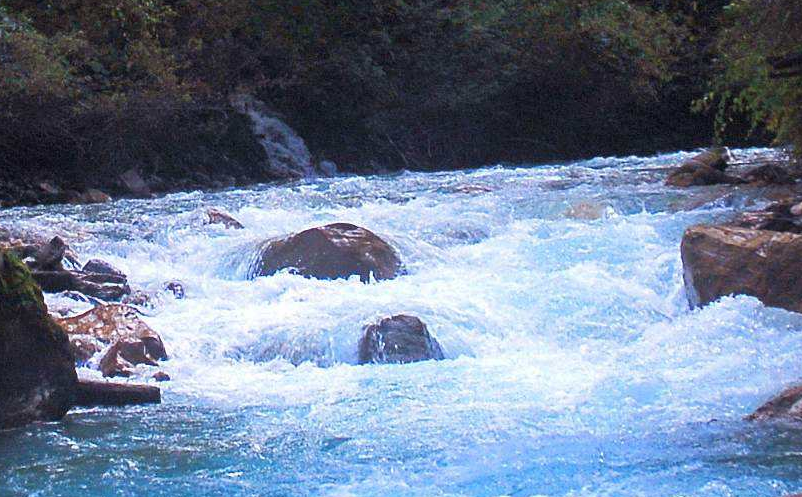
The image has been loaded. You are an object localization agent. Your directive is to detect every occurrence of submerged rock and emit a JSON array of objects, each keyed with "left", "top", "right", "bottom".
[
  {"left": 666, "top": 148, "right": 742, "bottom": 187},
  {"left": 204, "top": 208, "right": 244, "bottom": 229},
  {"left": 0, "top": 252, "right": 77, "bottom": 429},
  {"left": 681, "top": 225, "right": 802, "bottom": 313},
  {"left": 253, "top": 223, "right": 402, "bottom": 283},
  {"left": 746, "top": 384, "right": 802, "bottom": 421},
  {"left": 358, "top": 315, "right": 444, "bottom": 364}
]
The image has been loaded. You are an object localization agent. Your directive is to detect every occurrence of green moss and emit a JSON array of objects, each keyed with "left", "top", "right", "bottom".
[{"left": 0, "top": 250, "right": 45, "bottom": 312}]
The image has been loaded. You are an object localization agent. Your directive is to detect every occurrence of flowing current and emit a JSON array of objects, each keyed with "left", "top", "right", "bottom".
[{"left": 2, "top": 149, "right": 802, "bottom": 497}]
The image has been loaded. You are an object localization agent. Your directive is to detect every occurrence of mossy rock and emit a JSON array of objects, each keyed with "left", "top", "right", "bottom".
[{"left": 0, "top": 251, "right": 77, "bottom": 429}]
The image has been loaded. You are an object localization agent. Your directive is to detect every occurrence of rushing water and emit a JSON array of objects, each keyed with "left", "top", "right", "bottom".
[{"left": 2, "top": 149, "right": 802, "bottom": 497}]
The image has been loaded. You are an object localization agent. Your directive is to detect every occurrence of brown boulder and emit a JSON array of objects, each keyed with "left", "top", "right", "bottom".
[
  {"left": 0, "top": 252, "right": 77, "bottom": 429},
  {"left": 99, "top": 337, "right": 160, "bottom": 378},
  {"left": 743, "top": 164, "right": 795, "bottom": 185},
  {"left": 746, "top": 384, "right": 802, "bottom": 421},
  {"left": 55, "top": 304, "right": 167, "bottom": 360},
  {"left": 83, "top": 259, "right": 126, "bottom": 279},
  {"left": 253, "top": 223, "right": 402, "bottom": 283},
  {"left": 681, "top": 225, "right": 802, "bottom": 312},
  {"left": 69, "top": 335, "right": 102, "bottom": 365},
  {"left": 666, "top": 148, "right": 743, "bottom": 187},
  {"left": 358, "top": 315, "right": 445, "bottom": 364}
]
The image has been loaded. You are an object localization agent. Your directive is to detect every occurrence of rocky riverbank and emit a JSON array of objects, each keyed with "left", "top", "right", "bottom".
[{"left": 666, "top": 148, "right": 802, "bottom": 422}]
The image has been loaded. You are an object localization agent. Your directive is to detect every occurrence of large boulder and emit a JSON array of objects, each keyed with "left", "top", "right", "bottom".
[
  {"left": 0, "top": 252, "right": 77, "bottom": 429},
  {"left": 253, "top": 223, "right": 402, "bottom": 283},
  {"left": 666, "top": 148, "right": 743, "bottom": 187},
  {"left": 681, "top": 225, "right": 802, "bottom": 312},
  {"left": 55, "top": 304, "right": 168, "bottom": 374},
  {"left": 358, "top": 315, "right": 445, "bottom": 364},
  {"left": 746, "top": 384, "right": 802, "bottom": 421}
]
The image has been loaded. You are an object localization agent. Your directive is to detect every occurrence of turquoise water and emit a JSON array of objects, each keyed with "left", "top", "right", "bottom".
[{"left": 2, "top": 149, "right": 802, "bottom": 496}]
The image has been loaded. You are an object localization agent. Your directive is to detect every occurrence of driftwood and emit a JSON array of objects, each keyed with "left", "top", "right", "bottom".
[{"left": 74, "top": 379, "right": 161, "bottom": 407}]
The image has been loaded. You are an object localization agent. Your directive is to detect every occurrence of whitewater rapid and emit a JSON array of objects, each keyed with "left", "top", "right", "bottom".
[{"left": 2, "top": 148, "right": 802, "bottom": 496}]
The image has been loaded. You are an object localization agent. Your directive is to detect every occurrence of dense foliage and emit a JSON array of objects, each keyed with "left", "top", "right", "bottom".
[
  {"left": 0, "top": 0, "right": 799, "bottom": 191},
  {"left": 703, "top": 0, "right": 802, "bottom": 158}
]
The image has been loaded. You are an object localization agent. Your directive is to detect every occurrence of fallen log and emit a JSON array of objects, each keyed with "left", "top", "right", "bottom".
[{"left": 73, "top": 379, "right": 161, "bottom": 407}]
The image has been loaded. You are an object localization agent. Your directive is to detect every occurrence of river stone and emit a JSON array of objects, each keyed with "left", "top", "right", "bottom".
[
  {"left": 100, "top": 337, "right": 160, "bottom": 378},
  {"left": 743, "top": 164, "right": 795, "bottom": 185},
  {"left": 83, "top": 259, "right": 126, "bottom": 279},
  {"left": 358, "top": 315, "right": 444, "bottom": 364},
  {"left": 204, "top": 208, "right": 244, "bottom": 229},
  {"left": 254, "top": 223, "right": 402, "bottom": 283},
  {"left": 746, "top": 384, "right": 802, "bottom": 421},
  {"left": 55, "top": 304, "right": 168, "bottom": 361},
  {"left": 681, "top": 225, "right": 802, "bottom": 313},
  {"left": 665, "top": 148, "right": 743, "bottom": 187},
  {"left": 0, "top": 251, "right": 77, "bottom": 429}
]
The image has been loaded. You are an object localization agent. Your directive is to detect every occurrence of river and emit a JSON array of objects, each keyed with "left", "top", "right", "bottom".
[{"left": 2, "top": 148, "right": 802, "bottom": 496}]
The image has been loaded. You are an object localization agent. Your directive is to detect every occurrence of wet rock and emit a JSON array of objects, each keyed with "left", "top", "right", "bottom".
[
  {"left": 164, "top": 280, "right": 185, "bottom": 299},
  {"left": 119, "top": 168, "right": 151, "bottom": 197},
  {"left": 204, "top": 208, "right": 244, "bottom": 229},
  {"left": 83, "top": 259, "right": 126, "bottom": 279},
  {"left": 69, "top": 335, "right": 103, "bottom": 365},
  {"left": 0, "top": 231, "right": 81, "bottom": 269},
  {"left": 73, "top": 379, "right": 160, "bottom": 407},
  {"left": 0, "top": 252, "right": 77, "bottom": 429},
  {"left": 681, "top": 225, "right": 802, "bottom": 313},
  {"left": 152, "top": 371, "right": 171, "bottom": 382},
  {"left": 253, "top": 223, "right": 402, "bottom": 283},
  {"left": 121, "top": 290, "right": 157, "bottom": 308},
  {"left": 732, "top": 199, "right": 802, "bottom": 234},
  {"left": 745, "top": 384, "right": 802, "bottom": 421},
  {"left": 32, "top": 270, "right": 130, "bottom": 301},
  {"left": 358, "top": 315, "right": 445, "bottom": 364},
  {"left": 55, "top": 304, "right": 168, "bottom": 361},
  {"left": 67, "top": 189, "right": 112, "bottom": 204},
  {"left": 743, "top": 164, "right": 795, "bottom": 185},
  {"left": 29, "top": 236, "right": 68, "bottom": 271},
  {"left": 666, "top": 148, "right": 743, "bottom": 187},
  {"left": 99, "top": 337, "right": 160, "bottom": 378}
]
